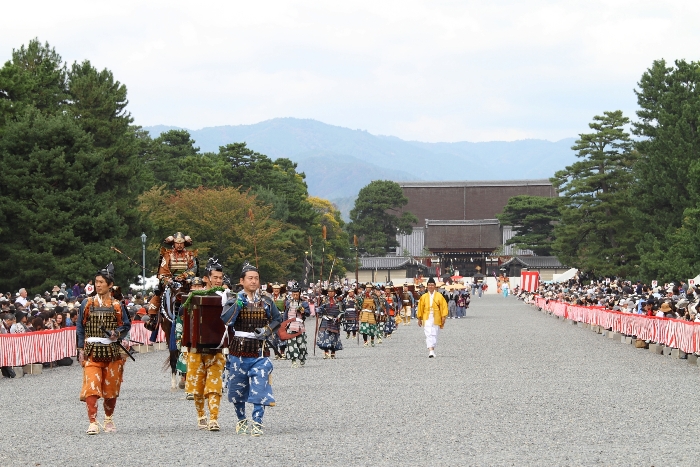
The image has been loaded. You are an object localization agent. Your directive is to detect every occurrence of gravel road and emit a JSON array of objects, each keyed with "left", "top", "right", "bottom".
[{"left": 1, "top": 295, "right": 699, "bottom": 466}]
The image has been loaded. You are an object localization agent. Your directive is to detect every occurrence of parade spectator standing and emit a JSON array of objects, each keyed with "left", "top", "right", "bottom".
[{"left": 15, "top": 288, "right": 28, "bottom": 307}]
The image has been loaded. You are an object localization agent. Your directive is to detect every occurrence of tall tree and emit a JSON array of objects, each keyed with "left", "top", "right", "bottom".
[
  {"left": 348, "top": 180, "right": 418, "bottom": 256},
  {"left": 308, "top": 197, "right": 350, "bottom": 279},
  {"left": 0, "top": 39, "right": 68, "bottom": 119},
  {"left": 496, "top": 195, "right": 559, "bottom": 256},
  {"left": 145, "top": 129, "right": 230, "bottom": 191},
  {"left": 139, "top": 186, "right": 294, "bottom": 281},
  {"left": 551, "top": 110, "right": 639, "bottom": 277},
  {"left": 0, "top": 40, "right": 147, "bottom": 291},
  {"left": 631, "top": 59, "right": 700, "bottom": 281}
]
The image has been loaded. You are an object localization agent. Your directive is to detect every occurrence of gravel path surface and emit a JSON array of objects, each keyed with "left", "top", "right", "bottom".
[{"left": 2, "top": 295, "right": 699, "bottom": 466}]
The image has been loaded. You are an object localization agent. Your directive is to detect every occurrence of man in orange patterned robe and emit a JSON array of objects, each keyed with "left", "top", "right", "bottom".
[{"left": 77, "top": 263, "right": 131, "bottom": 435}]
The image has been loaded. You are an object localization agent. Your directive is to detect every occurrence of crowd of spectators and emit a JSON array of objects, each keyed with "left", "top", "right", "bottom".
[
  {"left": 517, "top": 278, "right": 700, "bottom": 321},
  {"left": 1, "top": 282, "right": 155, "bottom": 378}
]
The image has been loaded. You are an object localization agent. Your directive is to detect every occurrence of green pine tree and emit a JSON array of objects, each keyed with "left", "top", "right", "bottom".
[{"left": 551, "top": 110, "right": 639, "bottom": 277}]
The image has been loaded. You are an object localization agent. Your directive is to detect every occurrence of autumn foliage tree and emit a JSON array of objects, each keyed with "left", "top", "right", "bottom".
[
  {"left": 308, "top": 196, "right": 350, "bottom": 279},
  {"left": 139, "top": 186, "right": 294, "bottom": 281}
]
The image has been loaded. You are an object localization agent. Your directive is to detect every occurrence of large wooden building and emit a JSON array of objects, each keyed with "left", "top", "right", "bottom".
[{"left": 396, "top": 179, "right": 557, "bottom": 277}]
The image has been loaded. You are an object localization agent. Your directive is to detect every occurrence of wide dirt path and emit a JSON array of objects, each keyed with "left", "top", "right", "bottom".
[{"left": 2, "top": 294, "right": 699, "bottom": 466}]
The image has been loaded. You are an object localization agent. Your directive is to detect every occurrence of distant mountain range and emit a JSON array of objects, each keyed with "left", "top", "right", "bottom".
[{"left": 144, "top": 118, "right": 577, "bottom": 218}]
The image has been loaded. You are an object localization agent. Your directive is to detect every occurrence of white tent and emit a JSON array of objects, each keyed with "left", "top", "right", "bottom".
[
  {"left": 552, "top": 268, "right": 578, "bottom": 283},
  {"left": 129, "top": 275, "right": 159, "bottom": 291}
]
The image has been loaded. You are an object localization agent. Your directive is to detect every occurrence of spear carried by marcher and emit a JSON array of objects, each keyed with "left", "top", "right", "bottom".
[
  {"left": 309, "top": 236, "right": 314, "bottom": 283},
  {"left": 327, "top": 257, "right": 336, "bottom": 284},
  {"left": 110, "top": 246, "right": 157, "bottom": 273},
  {"left": 248, "top": 208, "right": 259, "bottom": 269},
  {"left": 313, "top": 298, "right": 320, "bottom": 356},
  {"left": 320, "top": 225, "right": 326, "bottom": 284},
  {"left": 354, "top": 235, "right": 359, "bottom": 284}
]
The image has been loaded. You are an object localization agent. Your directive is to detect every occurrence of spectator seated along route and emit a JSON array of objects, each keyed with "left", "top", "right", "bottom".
[{"left": 517, "top": 278, "right": 700, "bottom": 352}]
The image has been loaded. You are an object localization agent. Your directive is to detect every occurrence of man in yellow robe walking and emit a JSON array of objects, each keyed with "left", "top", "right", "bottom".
[{"left": 417, "top": 277, "right": 448, "bottom": 358}]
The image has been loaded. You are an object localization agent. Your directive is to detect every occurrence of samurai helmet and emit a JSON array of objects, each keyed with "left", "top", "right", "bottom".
[
  {"left": 165, "top": 232, "right": 193, "bottom": 246},
  {"left": 191, "top": 276, "right": 204, "bottom": 287},
  {"left": 96, "top": 262, "right": 115, "bottom": 284},
  {"left": 240, "top": 261, "right": 258, "bottom": 278},
  {"left": 289, "top": 281, "right": 301, "bottom": 293},
  {"left": 205, "top": 257, "right": 223, "bottom": 274}
]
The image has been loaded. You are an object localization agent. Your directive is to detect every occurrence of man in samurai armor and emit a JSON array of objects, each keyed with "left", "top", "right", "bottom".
[
  {"left": 343, "top": 287, "right": 359, "bottom": 339},
  {"left": 185, "top": 259, "right": 226, "bottom": 431},
  {"left": 283, "top": 281, "right": 310, "bottom": 367},
  {"left": 221, "top": 262, "right": 282, "bottom": 437},
  {"left": 76, "top": 263, "right": 131, "bottom": 435},
  {"left": 374, "top": 286, "right": 387, "bottom": 344},
  {"left": 383, "top": 283, "right": 399, "bottom": 338},
  {"left": 316, "top": 285, "right": 345, "bottom": 359},
  {"left": 400, "top": 283, "right": 415, "bottom": 325},
  {"left": 146, "top": 232, "right": 198, "bottom": 328},
  {"left": 359, "top": 283, "right": 380, "bottom": 347},
  {"left": 266, "top": 282, "right": 288, "bottom": 359}
]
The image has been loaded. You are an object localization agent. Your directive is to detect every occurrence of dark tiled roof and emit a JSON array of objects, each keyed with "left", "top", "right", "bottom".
[
  {"left": 399, "top": 179, "right": 552, "bottom": 188},
  {"left": 359, "top": 257, "right": 429, "bottom": 271},
  {"left": 426, "top": 219, "right": 499, "bottom": 226},
  {"left": 501, "top": 256, "right": 566, "bottom": 269}
]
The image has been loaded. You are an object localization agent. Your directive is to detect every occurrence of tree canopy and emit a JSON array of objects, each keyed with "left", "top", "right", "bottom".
[
  {"left": 0, "top": 39, "right": 148, "bottom": 290},
  {"left": 551, "top": 110, "right": 639, "bottom": 278},
  {"left": 496, "top": 195, "right": 559, "bottom": 256},
  {"left": 139, "top": 186, "right": 293, "bottom": 281},
  {"left": 348, "top": 180, "right": 418, "bottom": 256},
  {"left": 631, "top": 59, "right": 700, "bottom": 281}
]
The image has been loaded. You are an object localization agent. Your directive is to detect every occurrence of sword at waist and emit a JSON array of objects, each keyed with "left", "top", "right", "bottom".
[{"left": 234, "top": 331, "right": 256, "bottom": 339}]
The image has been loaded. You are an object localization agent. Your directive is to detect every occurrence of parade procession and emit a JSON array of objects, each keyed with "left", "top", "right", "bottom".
[
  {"left": 65, "top": 232, "right": 437, "bottom": 437},
  {"left": 6, "top": 3, "right": 700, "bottom": 463}
]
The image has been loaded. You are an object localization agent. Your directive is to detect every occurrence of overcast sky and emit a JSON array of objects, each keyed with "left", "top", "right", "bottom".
[{"left": 3, "top": 1, "right": 698, "bottom": 142}]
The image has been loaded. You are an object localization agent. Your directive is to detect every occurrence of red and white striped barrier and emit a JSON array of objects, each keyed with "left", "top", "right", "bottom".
[
  {"left": 0, "top": 322, "right": 166, "bottom": 367},
  {"left": 128, "top": 321, "right": 165, "bottom": 345},
  {"left": 0, "top": 328, "right": 76, "bottom": 367},
  {"left": 535, "top": 297, "right": 700, "bottom": 354}
]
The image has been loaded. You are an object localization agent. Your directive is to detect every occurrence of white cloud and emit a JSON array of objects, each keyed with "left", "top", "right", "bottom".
[{"left": 2, "top": 0, "right": 698, "bottom": 142}]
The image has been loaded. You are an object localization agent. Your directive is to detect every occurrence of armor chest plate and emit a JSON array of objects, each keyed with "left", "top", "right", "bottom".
[
  {"left": 324, "top": 299, "right": 341, "bottom": 317},
  {"left": 229, "top": 303, "right": 269, "bottom": 357},
  {"left": 234, "top": 304, "right": 268, "bottom": 332},
  {"left": 85, "top": 305, "right": 121, "bottom": 361},
  {"left": 169, "top": 254, "right": 189, "bottom": 275}
]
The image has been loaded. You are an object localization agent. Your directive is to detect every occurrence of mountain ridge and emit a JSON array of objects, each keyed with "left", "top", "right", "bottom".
[{"left": 143, "top": 118, "right": 577, "bottom": 216}]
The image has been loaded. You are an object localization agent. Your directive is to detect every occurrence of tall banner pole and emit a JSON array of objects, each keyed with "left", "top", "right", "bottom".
[
  {"left": 309, "top": 236, "right": 314, "bottom": 283},
  {"left": 354, "top": 235, "right": 359, "bottom": 284},
  {"left": 320, "top": 225, "right": 327, "bottom": 284}
]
